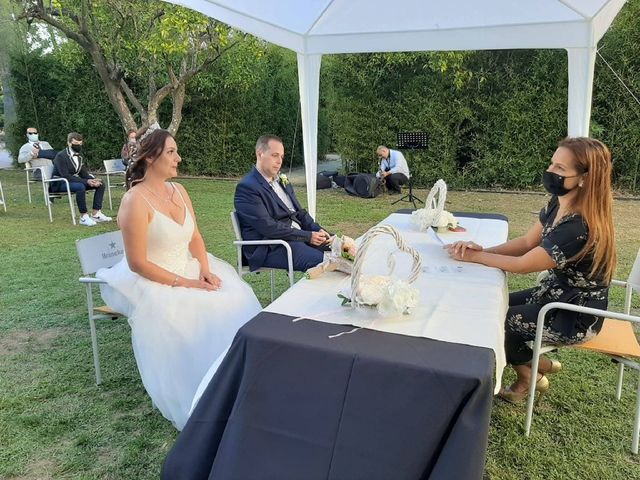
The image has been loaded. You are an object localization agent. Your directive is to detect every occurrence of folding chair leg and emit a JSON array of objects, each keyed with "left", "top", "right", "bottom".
[
  {"left": 0, "top": 182, "right": 5, "bottom": 212},
  {"left": 66, "top": 188, "right": 76, "bottom": 225},
  {"left": 85, "top": 284, "right": 102, "bottom": 385},
  {"left": 44, "top": 182, "right": 54, "bottom": 222},
  {"left": 106, "top": 174, "right": 113, "bottom": 210},
  {"left": 633, "top": 372, "right": 640, "bottom": 454},
  {"left": 270, "top": 269, "right": 276, "bottom": 302},
  {"left": 26, "top": 170, "right": 32, "bottom": 203},
  {"left": 617, "top": 362, "right": 625, "bottom": 400}
]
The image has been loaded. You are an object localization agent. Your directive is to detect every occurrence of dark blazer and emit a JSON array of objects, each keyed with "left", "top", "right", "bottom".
[
  {"left": 52, "top": 148, "right": 95, "bottom": 186},
  {"left": 234, "top": 167, "right": 323, "bottom": 271}
]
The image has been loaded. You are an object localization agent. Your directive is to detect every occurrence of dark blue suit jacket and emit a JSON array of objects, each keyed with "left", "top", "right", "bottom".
[{"left": 234, "top": 167, "right": 323, "bottom": 271}]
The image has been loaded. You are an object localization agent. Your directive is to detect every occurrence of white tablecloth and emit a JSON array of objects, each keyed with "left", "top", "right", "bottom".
[{"left": 265, "top": 213, "right": 509, "bottom": 392}]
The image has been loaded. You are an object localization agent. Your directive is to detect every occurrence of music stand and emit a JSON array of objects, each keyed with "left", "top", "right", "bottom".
[{"left": 392, "top": 132, "right": 427, "bottom": 208}]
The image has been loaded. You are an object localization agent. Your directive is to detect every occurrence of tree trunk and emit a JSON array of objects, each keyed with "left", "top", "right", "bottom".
[
  {"left": 87, "top": 48, "right": 137, "bottom": 133},
  {"left": 167, "top": 83, "right": 186, "bottom": 136}
]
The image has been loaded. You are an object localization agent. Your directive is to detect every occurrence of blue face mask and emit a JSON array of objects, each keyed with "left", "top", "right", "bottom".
[
  {"left": 542, "top": 171, "right": 580, "bottom": 196},
  {"left": 27, "top": 133, "right": 39, "bottom": 143}
]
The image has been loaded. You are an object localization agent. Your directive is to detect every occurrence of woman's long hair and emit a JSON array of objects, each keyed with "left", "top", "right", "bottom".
[
  {"left": 126, "top": 129, "right": 174, "bottom": 189},
  {"left": 560, "top": 137, "right": 617, "bottom": 283}
]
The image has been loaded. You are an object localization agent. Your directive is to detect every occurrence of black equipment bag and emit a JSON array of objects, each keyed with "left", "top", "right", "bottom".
[
  {"left": 344, "top": 173, "right": 383, "bottom": 198},
  {"left": 316, "top": 173, "right": 332, "bottom": 189},
  {"left": 333, "top": 174, "right": 346, "bottom": 188}
]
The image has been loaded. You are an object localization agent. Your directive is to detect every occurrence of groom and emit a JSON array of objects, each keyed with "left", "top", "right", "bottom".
[{"left": 234, "top": 134, "right": 331, "bottom": 272}]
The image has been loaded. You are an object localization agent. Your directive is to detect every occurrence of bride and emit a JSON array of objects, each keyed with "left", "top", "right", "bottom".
[{"left": 97, "top": 128, "right": 261, "bottom": 430}]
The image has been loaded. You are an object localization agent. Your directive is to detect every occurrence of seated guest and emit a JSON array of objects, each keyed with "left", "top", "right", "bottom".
[
  {"left": 446, "top": 137, "right": 616, "bottom": 403},
  {"left": 234, "top": 134, "right": 332, "bottom": 272},
  {"left": 375, "top": 145, "right": 410, "bottom": 194},
  {"left": 18, "top": 127, "right": 57, "bottom": 181},
  {"left": 121, "top": 128, "right": 138, "bottom": 167},
  {"left": 18, "top": 127, "right": 57, "bottom": 163},
  {"left": 51, "top": 132, "right": 112, "bottom": 226}
]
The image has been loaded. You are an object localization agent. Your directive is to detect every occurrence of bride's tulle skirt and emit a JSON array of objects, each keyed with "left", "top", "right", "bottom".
[{"left": 97, "top": 254, "right": 261, "bottom": 430}]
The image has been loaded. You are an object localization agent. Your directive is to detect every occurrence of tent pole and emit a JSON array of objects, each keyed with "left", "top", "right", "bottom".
[
  {"left": 296, "top": 53, "right": 322, "bottom": 220},
  {"left": 567, "top": 47, "right": 596, "bottom": 137}
]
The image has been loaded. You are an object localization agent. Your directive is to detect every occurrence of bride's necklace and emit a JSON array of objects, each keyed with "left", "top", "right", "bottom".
[{"left": 142, "top": 184, "right": 175, "bottom": 205}]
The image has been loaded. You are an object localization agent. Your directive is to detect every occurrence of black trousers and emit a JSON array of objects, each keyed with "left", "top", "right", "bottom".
[
  {"left": 504, "top": 288, "right": 604, "bottom": 365},
  {"left": 385, "top": 173, "right": 408, "bottom": 193},
  {"left": 51, "top": 180, "right": 105, "bottom": 214}
]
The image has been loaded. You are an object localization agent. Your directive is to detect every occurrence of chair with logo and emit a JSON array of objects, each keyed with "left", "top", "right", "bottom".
[
  {"left": 103, "top": 159, "right": 126, "bottom": 210},
  {"left": 76, "top": 230, "right": 126, "bottom": 384},
  {"left": 230, "top": 211, "right": 294, "bottom": 301}
]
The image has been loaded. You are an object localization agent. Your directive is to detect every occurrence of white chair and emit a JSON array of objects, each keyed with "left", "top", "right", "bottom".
[
  {"left": 41, "top": 164, "right": 77, "bottom": 225},
  {"left": 230, "top": 211, "right": 294, "bottom": 301},
  {"left": 76, "top": 230, "right": 126, "bottom": 385},
  {"left": 0, "top": 179, "right": 6, "bottom": 212},
  {"left": 526, "top": 248, "right": 640, "bottom": 453},
  {"left": 24, "top": 158, "right": 53, "bottom": 204},
  {"left": 103, "top": 159, "right": 126, "bottom": 210}
]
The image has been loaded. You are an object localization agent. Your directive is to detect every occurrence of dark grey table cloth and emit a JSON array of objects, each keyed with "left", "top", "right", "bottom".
[{"left": 162, "top": 312, "right": 495, "bottom": 480}]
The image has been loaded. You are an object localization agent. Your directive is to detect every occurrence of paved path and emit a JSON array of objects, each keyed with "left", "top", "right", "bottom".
[
  {"left": 284, "top": 155, "right": 342, "bottom": 185},
  {"left": 0, "top": 145, "right": 12, "bottom": 169}
]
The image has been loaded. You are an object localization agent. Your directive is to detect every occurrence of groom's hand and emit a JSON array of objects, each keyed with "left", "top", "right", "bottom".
[{"left": 310, "top": 231, "right": 329, "bottom": 246}]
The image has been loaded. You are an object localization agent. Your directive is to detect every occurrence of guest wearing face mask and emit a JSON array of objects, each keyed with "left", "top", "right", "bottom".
[
  {"left": 445, "top": 137, "right": 616, "bottom": 404},
  {"left": 18, "top": 127, "right": 57, "bottom": 164},
  {"left": 51, "top": 132, "right": 112, "bottom": 226},
  {"left": 121, "top": 128, "right": 138, "bottom": 168}
]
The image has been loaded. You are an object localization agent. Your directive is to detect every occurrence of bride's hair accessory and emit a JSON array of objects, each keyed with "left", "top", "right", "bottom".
[
  {"left": 129, "top": 122, "right": 161, "bottom": 165},
  {"left": 140, "top": 122, "right": 161, "bottom": 143}
]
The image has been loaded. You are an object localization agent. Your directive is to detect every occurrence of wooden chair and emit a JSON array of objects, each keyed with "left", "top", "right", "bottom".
[
  {"left": 103, "top": 159, "right": 126, "bottom": 210},
  {"left": 526, "top": 248, "right": 640, "bottom": 453},
  {"left": 76, "top": 230, "right": 126, "bottom": 384},
  {"left": 230, "top": 211, "right": 294, "bottom": 302}
]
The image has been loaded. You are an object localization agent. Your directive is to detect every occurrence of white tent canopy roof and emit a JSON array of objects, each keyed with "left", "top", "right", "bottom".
[
  {"left": 176, "top": 0, "right": 625, "bottom": 53},
  {"left": 170, "top": 0, "right": 628, "bottom": 219}
]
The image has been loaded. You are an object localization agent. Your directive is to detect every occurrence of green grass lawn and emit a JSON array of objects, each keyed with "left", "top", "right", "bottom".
[{"left": 1, "top": 168, "right": 639, "bottom": 479}]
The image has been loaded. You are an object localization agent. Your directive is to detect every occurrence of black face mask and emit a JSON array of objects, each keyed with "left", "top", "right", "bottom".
[
  {"left": 542, "top": 171, "right": 580, "bottom": 196},
  {"left": 70, "top": 144, "right": 82, "bottom": 153}
]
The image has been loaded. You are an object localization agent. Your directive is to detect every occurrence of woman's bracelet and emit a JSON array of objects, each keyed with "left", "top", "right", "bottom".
[{"left": 171, "top": 275, "right": 180, "bottom": 287}]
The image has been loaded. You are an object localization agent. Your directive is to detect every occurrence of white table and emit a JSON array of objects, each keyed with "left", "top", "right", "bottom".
[{"left": 265, "top": 212, "right": 509, "bottom": 391}]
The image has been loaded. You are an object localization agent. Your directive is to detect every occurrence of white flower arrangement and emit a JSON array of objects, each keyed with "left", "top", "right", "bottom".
[
  {"left": 337, "top": 225, "right": 421, "bottom": 317},
  {"left": 411, "top": 179, "right": 458, "bottom": 232},
  {"left": 279, "top": 173, "right": 289, "bottom": 186},
  {"left": 355, "top": 276, "right": 419, "bottom": 316}
]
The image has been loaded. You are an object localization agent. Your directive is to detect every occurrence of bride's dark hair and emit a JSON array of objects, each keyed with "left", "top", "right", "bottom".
[{"left": 126, "top": 128, "right": 174, "bottom": 189}]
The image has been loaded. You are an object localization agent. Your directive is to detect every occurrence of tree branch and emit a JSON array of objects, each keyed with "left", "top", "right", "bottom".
[{"left": 120, "top": 78, "right": 147, "bottom": 121}]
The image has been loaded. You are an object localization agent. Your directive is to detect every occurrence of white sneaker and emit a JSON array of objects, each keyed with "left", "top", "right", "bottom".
[
  {"left": 92, "top": 211, "right": 112, "bottom": 222},
  {"left": 79, "top": 215, "right": 97, "bottom": 227}
]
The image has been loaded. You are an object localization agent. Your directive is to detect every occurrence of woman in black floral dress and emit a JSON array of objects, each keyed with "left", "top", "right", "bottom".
[{"left": 446, "top": 137, "right": 616, "bottom": 403}]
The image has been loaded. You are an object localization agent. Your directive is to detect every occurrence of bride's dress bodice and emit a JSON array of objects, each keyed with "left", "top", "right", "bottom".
[{"left": 147, "top": 205, "right": 195, "bottom": 276}]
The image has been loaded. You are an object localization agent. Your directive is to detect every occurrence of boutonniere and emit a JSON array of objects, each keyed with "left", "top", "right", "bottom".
[{"left": 279, "top": 173, "right": 289, "bottom": 187}]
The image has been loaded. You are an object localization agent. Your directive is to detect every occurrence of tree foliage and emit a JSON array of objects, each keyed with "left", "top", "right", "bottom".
[{"left": 14, "top": 0, "right": 261, "bottom": 134}]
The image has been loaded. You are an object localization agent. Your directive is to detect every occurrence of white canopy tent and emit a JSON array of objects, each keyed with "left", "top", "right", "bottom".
[{"left": 171, "top": 0, "right": 628, "bottom": 219}]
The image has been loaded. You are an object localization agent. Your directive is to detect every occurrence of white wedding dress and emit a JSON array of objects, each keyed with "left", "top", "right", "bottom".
[{"left": 97, "top": 187, "right": 261, "bottom": 430}]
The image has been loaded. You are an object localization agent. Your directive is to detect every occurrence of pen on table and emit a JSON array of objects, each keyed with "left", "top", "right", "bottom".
[{"left": 430, "top": 227, "right": 445, "bottom": 246}]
